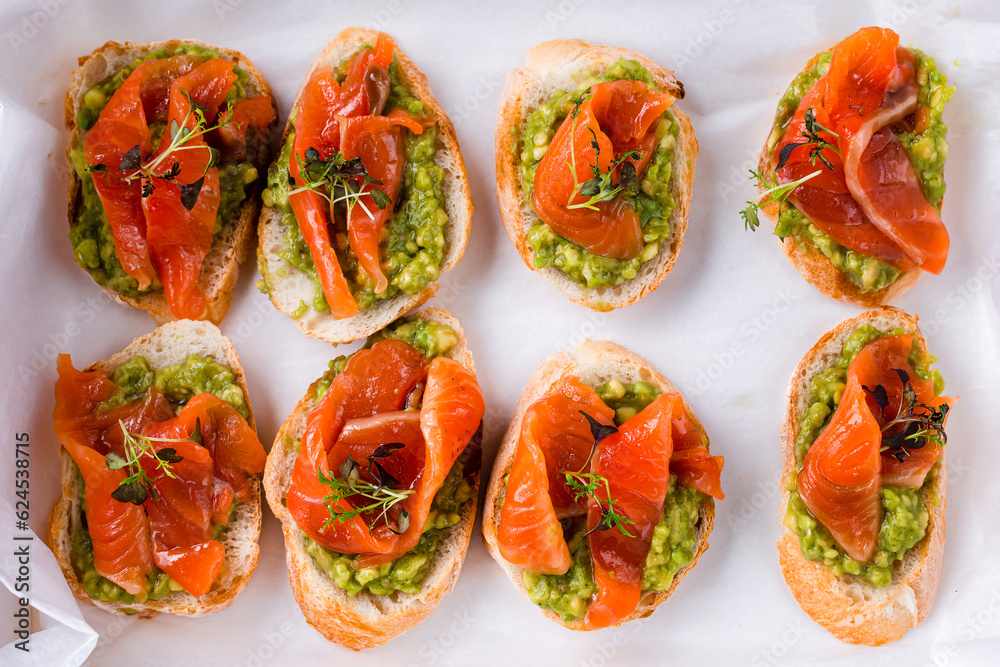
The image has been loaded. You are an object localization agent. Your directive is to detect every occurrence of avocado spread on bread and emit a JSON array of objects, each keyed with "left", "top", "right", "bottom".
[
  {"left": 71, "top": 353, "right": 248, "bottom": 605},
  {"left": 518, "top": 59, "right": 679, "bottom": 288},
  {"left": 784, "top": 325, "right": 944, "bottom": 587},
  {"left": 519, "top": 380, "right": 707, "bottom": 622}
]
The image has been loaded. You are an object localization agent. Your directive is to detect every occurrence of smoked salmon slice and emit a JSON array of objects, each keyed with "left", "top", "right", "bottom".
[
  {"left": 148, "top": 392, "right": 266, "bottom": 502},
  {"left": 531, "top": 80, "right": 673, "bottom": 260},
  {"left": 288, "top": 35, "right": 418, "bottom": 318},
  {"left": 585, "top": 392, "right": 676, "bottom": 630},
  {"left": 797, "top": 334, "right": 954, "bottom": 562},
  {"left": 340, "top": 112, "right": 425, "bottom": 293},
  {"left": 498, "top": 425, "right": 573, "bottom": 575},
  {"left": 67, "top": 445, "right": 155, "bottom": 596},
  {"left": 215, "top": 96, "right": 277, "bottom": 159},
  {"left": 83, "top": 60, "right": 158, "bottom": 289},
  {"left": 776, "top": 27, "right": 949, "bottom": 274},
  {"left": 667, "top": 398, "right": 724, "bottom": 500},
  {"left": 497, "top": 380, "right": 615, "bottom": 574},
  {"left": 137, "top": 436, "right": 227, "bottom": 598},
  {"left": 135, "top": 55, "right": 207, "bottom": 122}
]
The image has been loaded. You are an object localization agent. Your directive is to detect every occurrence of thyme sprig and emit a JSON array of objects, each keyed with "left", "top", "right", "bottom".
[
  {"left": 863, "top": 368, "right": 950, "bottom": 462},
  {"left": 105, "top": 420, "right": 186, "bottom": 505},
  {"left": 288, "top": 147, "right": 392, "bottom": 223},
  {"left": 562, "top": 88, "right": 643, "bottom": 212},
  {"left": 741, "top": 168, "right": 821, "bottom": 231},
  {"left": 561, "top": 412, "right": 634, "bottom": 538},
  {"left": 320, "top": 443, "right": 413, "bottom": 535}
]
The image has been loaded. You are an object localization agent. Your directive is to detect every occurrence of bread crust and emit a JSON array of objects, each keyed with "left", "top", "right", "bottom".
[
  {"left": 481, "top": 340, "right": 716, "bottom": 630},
  {"left": 755, "top": 53, "right": 925, "bottom": 306},
  {"left": 262, "top": 308, "right": 479, "bottom": 649},
  {"left": 257, "top": 28, "right": 474, "bottom": 344},
  {"left": 778, "top": 307, "right": 946, "bottom": 645},
  {"left": 65, "top": 40, "right": 278, "bottom": 326},
  {"left": 494, "top": 40, "right": 698, "bottom": 312},
  {"left": 46, "top": 320, "right": 263, "bottom": 617}
]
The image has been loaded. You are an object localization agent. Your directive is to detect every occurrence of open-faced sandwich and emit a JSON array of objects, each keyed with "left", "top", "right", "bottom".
[
  {"left": 482, "top": 340, "right": 723, "bottom": 629},
  {"left": 257, "top": 29, "right": 474, "bottom": 344},
  {"left": 746, "top": 27, "right": 953, "bottom": 306},
  {"left": 495, "top": 40, "right": 697, "bottom": 311},
  {"left": 779, "top": 307, "right": 955, "bottom": 644},
  {"left": 263, "top": 308, "right": 485, "bottom": 649},
  {"left": 48, "top": 320, "right": 267, "bottom": 616},
  {"left": 67, "top": 40, "right": 278, "bottom": 323}
]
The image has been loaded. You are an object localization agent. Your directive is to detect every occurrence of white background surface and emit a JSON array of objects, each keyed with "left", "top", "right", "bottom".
[{"left": 1, "top": 0, "right": 1000, "bottom": 665}]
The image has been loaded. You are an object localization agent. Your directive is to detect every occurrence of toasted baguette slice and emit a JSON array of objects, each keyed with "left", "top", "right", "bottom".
[
  {"left": 755, "top": 51, "right": 928, "bottom": 307},
  {"left": 778, "top": 307, "right": 945, "bottom": 645},
  {"left": 263, "top": 308, "right": 479, "bottom": 649},
  {"left": 66, "top": 40, "right": 278, "bottom": 325},
  {"left": 482, "top": 339, "right": 716, "bottom": 630},
  {"left": 257, "top": 28, "right": 474, "bottom": 344},
  {"left": 495, "top": 40, "right": 698, "bottom": 311},
  {"left": 47, "top": 320, "right": 263, "bottom": 617}
]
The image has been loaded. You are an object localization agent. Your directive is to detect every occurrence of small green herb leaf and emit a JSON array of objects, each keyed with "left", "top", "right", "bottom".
[
  {"left": 119, "top": 145, "right": 142, "bottom": 172},
  {"left": 370, "top": 442, "right": 405, "bottom": 460},
  {"left": 178, "top": 176, "right": 205, "bottom": 210},
  {"left": 156, "top": 448, "right": 183, "bottom": 464},
  {"left": 111, "top": 479, "right": 148, "bottom": 505},
  {"left": 579, "top": 178, "right": 601, "bottom": 197},
  {"left": 369, "top": 188, "right": 392, "bottom": 210},
  {"left": 105, "top": 452, "right": 128, "bottom": 470},
  {"left": 580, "top": 411, "right": 618, "bottom": 447}
]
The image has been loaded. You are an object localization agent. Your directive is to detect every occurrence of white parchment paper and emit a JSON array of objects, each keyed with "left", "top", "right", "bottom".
[{"left": 2, "top": 0, "right": 1000, "bottom": 665}]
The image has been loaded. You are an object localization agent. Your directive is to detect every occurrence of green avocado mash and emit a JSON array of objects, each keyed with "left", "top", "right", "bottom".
[
  {"left": 519, "top": 379, "right": 710, "bottom": 622},
  {"left": 99, "top": 354, "right": 248, "bottom": 419},
  {"left": 71, "top": 354, "right": 247, "bottom": 605},
  {"left": 298, "top": 317, "right": 478, "bottom": 596},
  {"left": 784, "top": 325, "right": 944, "bottom": 587},
  {"left": 70, "top": 45, "right": 265, "bottom": 298},
  {"left": 258, "top": 53, "right": 448, "bottom": 316},
  {"left": 767, "top": 50, "right": 954, "bottom": 293},
  {"left": 518, "top": 58, "right": 679, "bottom": 288}
]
